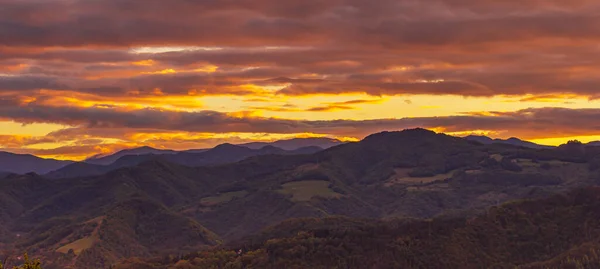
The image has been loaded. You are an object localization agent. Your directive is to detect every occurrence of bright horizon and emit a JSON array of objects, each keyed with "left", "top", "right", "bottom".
[{"left": 2, "top": 127, "right": 598, "bottom": 161}]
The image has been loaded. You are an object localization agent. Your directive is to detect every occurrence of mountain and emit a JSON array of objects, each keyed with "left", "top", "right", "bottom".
[
  {"left": 587, "top": 141, "right": 600, "bottom": 147},
  {"left": 240, "top": 137, "right": 344, "bottom": 150},
  {"left": 116, "top": 187, "right": 600, "bottom": 269},
  {"left": 45, "top": 154, "right": 159, "bottom": 179},
  {"left": 3, "top": 128, "right": 600, "bottom": 268},
  {"left": 0, "top": 151, "right": 72, "bottom": 174},
  {"left": 465, "top": 135, "right": 553, "bottom": 149},
  {"left": 167, "top": 144, "right": 323, "bottom": 167},
  {"left": 46, "top": 144, "right": 324, "bottom": 178},
  {"left": 82, "top": 138, "right": 344, "bottom": 165},
  {"left": 0, "top": 162, "right": 222, "bottom": 268},
  {"left": 85, "top": 146, "right": 177, "bottom": 165}
]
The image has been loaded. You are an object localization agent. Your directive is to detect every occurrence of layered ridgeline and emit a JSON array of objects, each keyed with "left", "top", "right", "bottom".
[
  {"left": 0, "top": 137, "right": 343, "bottom": 177},
  {"left": 1, "top": 129, "right": 600, "bottom": 268},
  {"left": 45, "top": 144, "right": 325, "bottom": 179},
  {"left": 0, "top": 152, "right": 73, "bottom": 175}
]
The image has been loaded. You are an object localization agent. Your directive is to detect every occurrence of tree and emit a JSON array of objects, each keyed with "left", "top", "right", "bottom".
[{"left": 0, "top": 253, "right": 42, "bottom": 269}]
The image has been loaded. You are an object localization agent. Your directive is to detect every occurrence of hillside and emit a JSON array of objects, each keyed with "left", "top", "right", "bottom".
[
  {"left": 46, "top": 144, "right": 323, "bottom": 178},
  {"left": 0, "top": 152, "right": 72, "bottom": 174},
  {"left": 115, "top": 187, "right": 600, "bottom": 269},
  {"left": 83, "top": 138, "right": 342, "bottom": 165},
  {"left": 85, "top": 146, "right": 177, "bottom": 166},
  {"left": 465, "top": 135, "right": 553, "bottom": 149},
  {"left": 2, "top": 129, "right": 600, "bottom": 268},
  {"left": 241, "top": 137, "right": 344, "bottom": 150}
]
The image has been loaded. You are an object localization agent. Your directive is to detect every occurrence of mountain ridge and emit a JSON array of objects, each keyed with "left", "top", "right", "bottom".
[
  {"left": 0, "top": 151, "right": 73, "bottom": 174},
  {"left": 464, "top": 135, "right": 553, "bottom": 149},
  {"left": 45, "top": 144, "right": 324, "bottom": 178},
  {"left": 2, "top": 128, "right": 600, "bottom": 268},
  {"left": 85, "top": 146, "right": 178, "bottom": 165},
  {"left": 241, "top": 137, "right": 344, "bottom": 150}
]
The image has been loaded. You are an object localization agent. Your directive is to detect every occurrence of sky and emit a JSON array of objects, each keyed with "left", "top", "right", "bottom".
[{"left": 2, "top": 0, "right": 600, "bottom": 160}]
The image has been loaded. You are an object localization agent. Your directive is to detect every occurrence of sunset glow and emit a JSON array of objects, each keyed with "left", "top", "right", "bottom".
[{"left": 2, "top": 0, "right": 600, "bottom": 160}]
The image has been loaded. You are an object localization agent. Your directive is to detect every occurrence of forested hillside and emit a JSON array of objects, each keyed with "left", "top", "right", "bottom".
[
  {"left": 116, "top": 187, "right": 600, "bottom": 269},
  {"left": 1, "top": 129, "right": 600, "bottom": 268}
]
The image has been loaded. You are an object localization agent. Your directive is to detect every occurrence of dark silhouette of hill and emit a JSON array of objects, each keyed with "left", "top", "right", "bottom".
[
  {"left": 46, "top": 144, "right": 323, "bottom": 178},
  {"left": 465, "top": 135, "right": 553, "bottom": 149},
  {"left": 83, "top": 138, "right": 343, "bottom": 166},
  {"left": 85, "top": 146, "right": 177, "bottom": 165},
  {"left": 2, "top": 128, "right": 600, "bottom": 268},
  {"left": 116, "top": 187, "right": 600, "bottom": 269},
  {"left": 588, "top": 141, "right": 600, "bottom": 147},
  {"left": 241, "top": 137, "right": 343, "bottom": 150},
  {"left": 0, "top": 152, "right": 72, "bottom": 174}
]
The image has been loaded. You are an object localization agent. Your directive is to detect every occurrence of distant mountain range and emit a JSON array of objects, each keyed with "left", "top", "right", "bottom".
[
  {"left": 3, "top": 135, "right": 599, "bottom": 177},
  {"left": 588, "top": 141, "right": 600, "bottom": 146},
  {"left": 464, "top": 135, "right": 554, "bottom": 149},
  {"left": 240, "top": 137, "right": 344, "bottom": 150},
  {"left": 3, "top": 135, "right": 599, "bottom": 178},
  {"left": 3, "top": 128, "right": 600, "bottom": 268},
  {"left": 85, "top": 146, "right": 178, "bottom": 165},
  {"left": 47, "top": 144, "right": 324, "bottom": 178},
  {"left": 0, "top": 151, "right": 73, "bottom": 174},
  {"left": 0, "top": 138, "right": 344, "bottom": 176}
]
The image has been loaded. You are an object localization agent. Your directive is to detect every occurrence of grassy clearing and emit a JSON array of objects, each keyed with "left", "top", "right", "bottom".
[
  {"left": 386, "top": 169, "right": 458, "bottom": 186},
  {"left": 515, "top": 159, "right": 539, "bottom": 167},
  {"left": 200, "top": 191, "right": 248, "bottom": 206},
  {"left": 465, "top": 169, "right": 484, "bottom": 175},
  {"left": 56, "top": 236, "right": 97, "bottom": 255},
  {"left": 547, "top": 160, "right": 575, "bottom": 166},
  {"left": 278, "top": 180, "right": 341, "bottom": 202},
  {"left": 407, "top": 183, "right": 450, "bottom": 192},
  {"left": 490, "top": 154, "right": 504, "bottom": 161}
]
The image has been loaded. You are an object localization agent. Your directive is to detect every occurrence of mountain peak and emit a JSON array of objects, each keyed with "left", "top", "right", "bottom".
[
  {"left": 364, "top": 128, "right": 438, "bottom": 141},
  {"left": 85, "top": 146, "right": 177, "bottom": 165},
  {"left": 241, "top": 137, "right": 343, "bottom": 150},
  {"left": 213, "top": 143, "right": 245, "bottom": 150},
  {"left": 464, "top": 135, "right": 552, "bottom": 149},
  {"left": 260, "top": 145, "right": 282, "bottom": 150},
  {"left": 136, "top": 145, "right": 159, "bottom": 150},
  {"left": 0, "top": 151, "right": 71, "bottom": 174}
]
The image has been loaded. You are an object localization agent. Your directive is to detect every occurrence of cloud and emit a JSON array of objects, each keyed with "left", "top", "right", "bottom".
[
  {"left": 2, "top": 0, "right": 600, "bottom": 159},
  {"left": 1, "top": 98, "right": 599, "bottom": 139}
]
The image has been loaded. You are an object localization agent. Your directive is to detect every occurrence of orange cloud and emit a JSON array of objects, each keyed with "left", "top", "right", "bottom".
[{"left": 3, "top": 0, "right": 600, "bottom": 160}]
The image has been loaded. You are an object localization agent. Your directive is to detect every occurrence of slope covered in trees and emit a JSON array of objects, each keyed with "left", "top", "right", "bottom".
[
  {"left": 116, "top": 187, "right": 600, "bottom": 269},
  {"left": 2, "top": 129, "right": 600, "bottom": 268}
]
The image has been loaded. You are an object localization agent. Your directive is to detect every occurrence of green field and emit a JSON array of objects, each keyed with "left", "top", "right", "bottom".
[
  {"left": 278, "top": 180, "right": 341, "bottom": 202},
  {"left": 200, "top": 191, "right": 248, "bottom": 206}
]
